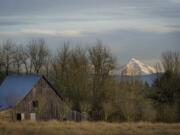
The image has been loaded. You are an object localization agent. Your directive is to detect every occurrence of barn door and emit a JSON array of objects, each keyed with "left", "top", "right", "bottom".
[
  {"left": 16, "top": 113, "right": 25, "bottom": 121},
  {"left": 30, "top": 113, "right": 36, "bottom": 121},
  {"left": 16, "top": 113, "right": 21, "bottom": 121}
]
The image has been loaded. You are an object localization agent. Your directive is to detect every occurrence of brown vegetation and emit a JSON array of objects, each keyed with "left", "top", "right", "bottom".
[{"left": 0, "top": 121, "right": 180, "bottom": 135}]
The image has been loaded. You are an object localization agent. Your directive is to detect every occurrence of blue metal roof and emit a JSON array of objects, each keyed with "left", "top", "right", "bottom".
[{"left": 0, "top": 75, "right": 42, "bottom": 110}]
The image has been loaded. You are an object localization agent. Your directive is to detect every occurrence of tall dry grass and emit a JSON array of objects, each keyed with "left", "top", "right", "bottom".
[{"left": 0, "top": 121, "right": 180, "bottom": 135}]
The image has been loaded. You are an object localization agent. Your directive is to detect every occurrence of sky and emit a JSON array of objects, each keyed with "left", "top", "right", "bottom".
[{"left": 0, "top": 0, "right": 180, "bottom": 66}]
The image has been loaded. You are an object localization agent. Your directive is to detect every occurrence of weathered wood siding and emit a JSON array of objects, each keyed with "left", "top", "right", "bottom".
[
  {"left": 0, "top": 109, "right": 13, "bottom": 121},
  {"left": 12, "top": 78, "right": 70, "bottom": 121}
]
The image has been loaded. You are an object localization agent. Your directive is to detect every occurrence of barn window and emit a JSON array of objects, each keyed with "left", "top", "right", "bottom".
[{"left": 32, "top": 100, "right": 38, "bottom": 108}]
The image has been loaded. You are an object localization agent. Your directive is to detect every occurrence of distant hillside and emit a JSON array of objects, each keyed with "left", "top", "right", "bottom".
[{"left": 114, "top": 73, "right": 159, "bottom": 86}]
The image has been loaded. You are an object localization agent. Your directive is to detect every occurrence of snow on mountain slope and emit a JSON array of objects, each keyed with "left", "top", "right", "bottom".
[{"left": 121, "top": 58, "right": 156, "bottom": 76}]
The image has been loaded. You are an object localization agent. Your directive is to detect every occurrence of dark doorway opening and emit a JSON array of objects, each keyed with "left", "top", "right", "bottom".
[{"left": 16, "top": 113, "right": 21, "bottom": 121}]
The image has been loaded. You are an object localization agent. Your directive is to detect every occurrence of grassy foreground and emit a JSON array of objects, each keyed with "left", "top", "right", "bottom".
[{"left": 0, "top": 121, "right": 180, "bottom": 135}]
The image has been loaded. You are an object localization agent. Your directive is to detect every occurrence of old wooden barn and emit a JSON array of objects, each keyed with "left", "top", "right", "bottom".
[{"left": 0, "top": 75, "right": 85, "bottom": 121}]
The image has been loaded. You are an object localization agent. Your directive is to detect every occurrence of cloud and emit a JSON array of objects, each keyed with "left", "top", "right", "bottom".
[
  {"left": 81, "top": 19, "right": 180, "bottom": 33},
  {"left": 1, "top": 18, "right": 180, "bottom": 39},
  {"left": 166, "top": 24, "right": 180, "bottom": 29},
  {"left": 0, "top": 21, "right": 34, "bottom": 26},
  {"left": 170, "top": 0, "right": 180, "bottom": 3},
  {"left": 21, "top": 29, "right": 82, "bottom": 37},
  {"left": 1, "top": 0, "right": 180, "bottom": 34},
  {"left": 0, "top": 31, "right": 17, "bottom": 36},
  {"left": 1, "top": 0, "right": 179, "bottom": 19}
]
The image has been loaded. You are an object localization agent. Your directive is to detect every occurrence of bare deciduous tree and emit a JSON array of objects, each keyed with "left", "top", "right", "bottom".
[
  {"left": 2, "top": 40, "right": 15, "bottom": 75},
  {"left": 27, "top": 39, "right": 49, "bottom": 74},
  {"left": 88, "top": 41, "right": 116, "bottom": 120},
  {"left": 53, "top": 43, "right": 71, "bottom": 98},
  {"left": 69, "top": 47, "right": 89, "bottom": 112},
  {"left": 20, "top": 46, "right": 30, "bottom": 74},
  {"left": 161, "top": 51, "right": 180, "bottom": 73},
  {"left": 44, "top": 52, "right": 52, "bottom": 78},
  {"left": 0, "top": 45, "right": 4, "bottom": 71},
  {"left": 13, "top": 45, "right": 24, "bottom": 74}
]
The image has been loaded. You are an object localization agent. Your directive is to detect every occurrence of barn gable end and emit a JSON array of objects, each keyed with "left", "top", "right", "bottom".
[
  {"left": 0, "top": 75, "right": 88, "bottom": 121},
  {"left": 14, "top": 77, "right": 69, "bottom": 121}
]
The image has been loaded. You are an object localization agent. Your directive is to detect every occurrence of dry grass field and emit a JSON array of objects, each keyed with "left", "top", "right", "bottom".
[{"left": 0, "top": 121, "right": 180, "bottom": 135}]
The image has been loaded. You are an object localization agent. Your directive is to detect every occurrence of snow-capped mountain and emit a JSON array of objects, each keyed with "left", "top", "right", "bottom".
[{"left": 121, "top": 58, "right": 156, "bottom": 76}]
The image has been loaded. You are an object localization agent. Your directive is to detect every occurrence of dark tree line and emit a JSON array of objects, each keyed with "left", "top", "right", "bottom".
[
  {"left": 150, "top": 51, "right": 180, "bottom": 122},
  {"left": 0, "top": 39, "right": 179, "bottom": 122}
]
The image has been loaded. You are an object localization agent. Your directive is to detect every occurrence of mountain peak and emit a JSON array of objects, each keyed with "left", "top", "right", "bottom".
[
  {"left": 121, "top": 58, "right": 156, "bottom": 76},
  {"left": 130, "top": 58, "right": 139, "bottom": 61}
]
